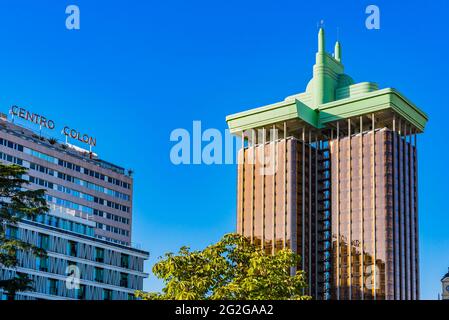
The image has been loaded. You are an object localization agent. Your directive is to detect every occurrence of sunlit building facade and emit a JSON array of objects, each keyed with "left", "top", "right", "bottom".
[
  {"left": 0, "top": 113, "right": 149, "bottom": 300},
  {"left": 236, "top": 135, "right": 324, "bottom": 298},
  {"left": 227, "top": 28, "right": 427, "bottom": 300},
  {"left": 330, "top": 127, "right": 418, "bottom": 300}
]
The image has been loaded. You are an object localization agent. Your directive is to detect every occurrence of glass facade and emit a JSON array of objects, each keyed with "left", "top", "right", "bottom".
[
  {"left": 236, "top": 120, "right": 420, "bottom": 300},
  {"left": 330, "top": 128, "right": 418, "bottom": 300},
  {"left": 0, "top": 117, "right": 149, "bottom": 300},
  {"left": 0, "top": 220, "right": 148, "bottom": 300},
  {"left": 238, "top": 135, "right": 325, "bottom": 298}
]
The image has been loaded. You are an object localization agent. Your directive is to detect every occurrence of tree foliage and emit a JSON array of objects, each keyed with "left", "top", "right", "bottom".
[
  {"left": 0, "top": 164, "right": 49, "bottom": 299},
  {"left": 136, "top": 233, "right": 310, "bottom": 300},
  {"left": 0, "top": 273, "right": 34, "bottom": 300}
]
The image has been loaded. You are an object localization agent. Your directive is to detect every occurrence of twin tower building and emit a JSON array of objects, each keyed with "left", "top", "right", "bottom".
[{"left": 226, "top": 28, "right": 428, "bottom": 300}]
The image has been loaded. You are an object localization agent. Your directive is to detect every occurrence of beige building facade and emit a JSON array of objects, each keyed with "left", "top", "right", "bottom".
[{"left": 442, "top": 270, "right": 449, "bottom": 300}]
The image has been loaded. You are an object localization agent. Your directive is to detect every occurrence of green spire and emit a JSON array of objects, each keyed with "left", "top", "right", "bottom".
[
  {"left": 314, "top": 27, "right": 326, "bottom": 106},
  {"left": 312, "top": 27, "right": 344, "bottom": 107},
  {"left": 318, "top": 27, "right": 325, "bottom": 53},
  {"left": 226, "top": 27, "right": 428, "bottom": 135},
  {"left": 334, "top": 41, "right": 341, "bottom": 62}
]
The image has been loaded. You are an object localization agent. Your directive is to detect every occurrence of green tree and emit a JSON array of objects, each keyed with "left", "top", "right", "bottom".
[
  {"left": 136, "top": 233, "right": 310, "bottom": 300},
  {"left": 0, "top": 164, "right": 49, "bottom": 300}
]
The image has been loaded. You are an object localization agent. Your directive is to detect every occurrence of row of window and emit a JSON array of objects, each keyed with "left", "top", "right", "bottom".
[
  {"left": 31, "top": 274, "right": 134, "bottom": 299},
  {"left": 57, "top": 158, "right": 130, "bottom": 189},
  {"left": 26, "top": 148, "right": 56, "bottom": 163},
  {"left": 90, "top": 264, "right": 130, "bottom": 288},
  {"left": 94, "top": 209, "right": 130, "bottom": 225},
  {"left": 65, "top": 239, "right": 131, "bottom": 269},
  {"left": 93, "top": 197, "right": 129, "bottom": 213},
  {"left": 4, "top": 159, "right": 130, "bottom": 241},
  {"left": 84, "top": 168, "right": 131, "bottom": 190},
  {"left": 31, "top": 162, "right": 130, "bottom": 201},
  {"left": 0, "top": 151, "right": 23, "bottom": 165},
  {"left": 49, "top": 201, "right": 130, "bottom": 240},
  {"left": 57, "top": 184, "right": 94, "bottom": 202},
  {"left": 26, "top": 214, "right": 95, "bottom": 237},
  {"left": 46, "top": 194, "right": 94, "bottom": 215},
  {"left": 27, "top": 176, "right": 130, "bottom": 230},
  {"left": 0, "top": 137, "right": 24, "bottom": 152},
  {"left": 0, "top": 136, "right": 131, "bottom": 189},
  {"left": 37, "top": 203, "right": 129, "bottom": 240},
  {"left": 28, "top": 174, "right": 130, "bottom": 213},
  {"left": 57, "top": 171, "right": 130, "bottom": 201},
  {"left": 29, "top": 176, "right": 54, "bottom": 189},
  {"left": 95, "top": 235, "right": 129, "bottom": 247},
  {"left": 6, "top": 226, "right": 137, "bottom": 273},
  {"left": 0, "top": 140, "right": 131, "bottom": 205},
  {"left": 96, "top": 222, "right": 130, "bottom": 237},
  {"left": 0, "top": 289, "right": 134, "bottom": 300},
  {"left": 58, "top": 158, "right": 81, "bottom": 172}
]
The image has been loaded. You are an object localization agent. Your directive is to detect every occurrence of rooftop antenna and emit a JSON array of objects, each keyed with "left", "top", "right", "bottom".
[
  {"left": 317, "top": 19, "right": 325, "bottom": 30},
  {"left": 9, "top": 108, "right": 15, "bottom": 123},
  {"left": 61, "top": 129, "right": 68, "bottom": 145}
]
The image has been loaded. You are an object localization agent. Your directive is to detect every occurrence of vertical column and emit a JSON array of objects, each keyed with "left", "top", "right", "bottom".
[
  {"left": 336, "top": 122, "right": 340, "bottom": 300},
  {"left": 250, "top": 129, "right": 256, "bottom": 243},
  {"left": 409, "top": 126, "right": 416, "bottom": 300},
  {"left": 414, "top": 133, "right": 420, "bottom": 299},
  {"left": 403, "top": 124, "right": 407, "bottom": 300},
  {"left": 360, "top": 116, "right": 365, "bottom": 300},
  {"left": 309, "top": 130, "right": 313, "bottom": 296},
  {"left": 400, "top": 120, "right": 406, "bottom": 299},
  {"left": 372, "top": 114, "right": 377, "bottom": 300},
  {"left": 392, "top": 115, "right": 399, "bottom": 300},
  {"left": 348, "top": 118, "right": 352, "bottom": 300},
  {"left": 239, "top": 132, "right": 245, "bottom": 234},
  {"left": 399, "top": 120, "right": 405, "bottom": 299},
  {"left": 302, "top": 127, "right": 306, "bottom": 275},
  {"left": 315, "top": 133, "right": 319, "bottom": 299},
  {"left": 262, "top": 128, "right": 266, "bottom": 251},
  {"left": 405, "top": 125, "right": 411, "bottom": 300},
  {"left": 283, "top": 122, "right": 287, "bottom": 249},
  {"left": 272, "top": 125, "right": 277, "bottom": 255},
  {"left": 413, "top": 128, "right": 417, "bottom": 300}
]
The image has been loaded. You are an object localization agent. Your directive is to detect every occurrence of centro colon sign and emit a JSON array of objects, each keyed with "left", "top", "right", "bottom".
[{"left": 10, "top": 106, "right": 97, "bottom": 147}]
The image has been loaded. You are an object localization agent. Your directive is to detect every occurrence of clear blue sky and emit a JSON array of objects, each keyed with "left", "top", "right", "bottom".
[{"left": 0, "top": 0, "right": 446, "bottom": 300}]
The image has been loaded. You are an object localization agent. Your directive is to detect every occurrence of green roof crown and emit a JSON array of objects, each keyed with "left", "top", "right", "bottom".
[{"left": 226, "top": 27, "right": 428, "bottom": 133}]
